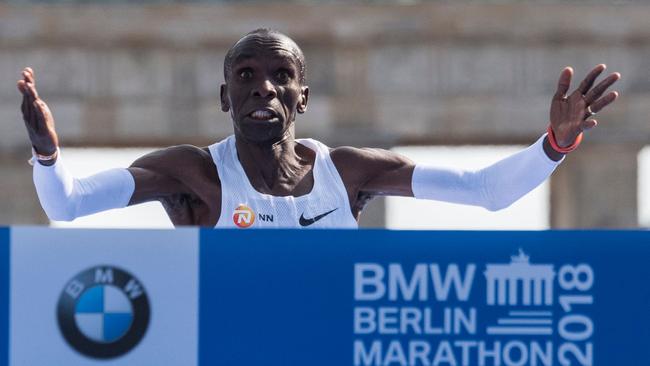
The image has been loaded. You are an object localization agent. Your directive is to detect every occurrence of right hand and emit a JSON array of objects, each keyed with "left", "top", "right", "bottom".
[{"left": 17, "top": 67, "right": 59, "bottom": 156}]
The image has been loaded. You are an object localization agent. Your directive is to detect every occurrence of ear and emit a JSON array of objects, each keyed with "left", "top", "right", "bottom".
[
  {"left": 220, "top": 84, "right": 229, "bottom": 112},
  {"left": 297, "top": 86, "right": 309, "bottom": 114}
]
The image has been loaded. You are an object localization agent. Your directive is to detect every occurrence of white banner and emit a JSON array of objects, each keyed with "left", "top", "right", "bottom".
[{"left": 10, "top": 227, "right": 199, "bottom": 366}]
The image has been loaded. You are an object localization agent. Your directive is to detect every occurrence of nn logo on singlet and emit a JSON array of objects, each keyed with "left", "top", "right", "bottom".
[
  {"left": 232, "top": 204, "right": 274, "bottom": 228},
  {"left": 233, "top": 204, "right": 255, "bottom": 228}
]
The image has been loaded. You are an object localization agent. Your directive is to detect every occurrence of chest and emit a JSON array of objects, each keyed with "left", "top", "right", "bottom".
[
  {"left": 216, "top": 162, "right": 355, "bottom": 229},
  {"left": 206, "top": 136, "right": 357, "bottom": 228},
  {"left": 218, "top": 195, "right": 353, "bottom": 229}
]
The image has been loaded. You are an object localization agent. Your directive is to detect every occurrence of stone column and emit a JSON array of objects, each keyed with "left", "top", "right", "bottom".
[
  {"left": 358, "top": 197, "right": 386, "bottom": 228},
  {"left": 551, "top": 142, "right": 641, "bottom": 228},
  {"left": 0, "top": 154, "right": 48, "bottom": 226}
]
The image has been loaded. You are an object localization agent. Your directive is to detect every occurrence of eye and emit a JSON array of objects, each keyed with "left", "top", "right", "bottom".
[
  {"left": 275, "top": 69, "right": 291, "bottom": 83},
  {"left": 238, "top": 68, "right": 253, "bottom": 80}
]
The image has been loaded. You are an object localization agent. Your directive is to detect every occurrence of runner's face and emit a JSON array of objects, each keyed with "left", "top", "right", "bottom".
[{"left": 222, "top": 36, "right": 308, "bottom": 143}]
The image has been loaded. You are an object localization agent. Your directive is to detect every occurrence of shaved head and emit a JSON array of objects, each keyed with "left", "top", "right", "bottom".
[{"left": 224, "top": 28, "right": 306, "bottom": 84}]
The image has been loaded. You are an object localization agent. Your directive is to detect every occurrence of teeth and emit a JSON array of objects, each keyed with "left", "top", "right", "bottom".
[{"left": 251, "top": 110, "right": 274, "bottom": 120}]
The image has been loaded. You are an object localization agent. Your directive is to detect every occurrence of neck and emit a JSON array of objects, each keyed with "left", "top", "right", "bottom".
[{"left": 234, "top": 129, "right": 309, "bottom": 193}]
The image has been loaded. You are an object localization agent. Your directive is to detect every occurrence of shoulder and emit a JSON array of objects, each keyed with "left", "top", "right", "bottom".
[
  {"left": 130, "top": 144, "right": 217, "bottom": 178},
  {"left": 134, "top": 144, "right": 211, "bottom": 162},
  {"left": 330, "top": 146, "right": 412, "bottom": 173},
  {"left": 132, "top": 144, "right": 212, "bottom": 165},
  {"left": 128, "top": 144, "right": 221, "bottom": 224},
  {"left": 329, "top": 145, "right": 414, "bottom": 192}
]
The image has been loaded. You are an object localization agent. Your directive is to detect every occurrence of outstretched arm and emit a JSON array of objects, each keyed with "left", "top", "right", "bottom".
[
  {"left": 412, "top": 64, "right": 621, "bottom": 210},
  {"left": 409, "top": 135, "right": 559, "bottom": 211},
  {"left": 17, "top": 67, "right": 137, "bottom": 221},
  {"left": 17, "top": 67, "right": 199, "bottom": 222},
  {"left": 335, "top": 136, "right": 557, "bottom": 213},
  {"left": 336, "top": 65, "right": 620, "bottom": 213}
]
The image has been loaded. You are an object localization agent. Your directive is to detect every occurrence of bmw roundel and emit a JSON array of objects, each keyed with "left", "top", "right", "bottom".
[{"left": 57, "top": 266, "right": 150, "bottom": 359}]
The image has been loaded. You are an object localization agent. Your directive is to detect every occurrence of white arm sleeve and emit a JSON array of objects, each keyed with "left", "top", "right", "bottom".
[
  {"left": 33, "top": 153, "right": 135, "bottom": 221},
  {"left": 411, "top": 134, "right": 562, "bottom": 211}
]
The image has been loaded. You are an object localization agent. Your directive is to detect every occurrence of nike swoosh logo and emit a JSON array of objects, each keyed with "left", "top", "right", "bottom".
[{"left": 299, "top": 208, "right": 338, "bottom": 227}]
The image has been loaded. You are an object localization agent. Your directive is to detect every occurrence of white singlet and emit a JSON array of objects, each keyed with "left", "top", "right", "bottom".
[{"left": 208, "top": 135, "right": 358, "bottom": 229}]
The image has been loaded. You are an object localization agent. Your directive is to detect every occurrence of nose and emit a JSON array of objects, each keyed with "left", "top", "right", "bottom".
[{"left": 252, "top": 79, "right": 277, "bottom": 99}]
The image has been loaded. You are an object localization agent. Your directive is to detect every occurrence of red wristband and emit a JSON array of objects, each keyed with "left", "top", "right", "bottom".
[
  {"left": 547, "top": 125, "right": 583, "bottom": 154},
  {"left": 28, "top": 147, "right": 59, "bottom": 166}
]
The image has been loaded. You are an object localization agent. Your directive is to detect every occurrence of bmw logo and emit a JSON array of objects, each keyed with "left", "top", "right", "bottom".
[{"left": 57, "top": 266, "right": 150, "bottom": 359}]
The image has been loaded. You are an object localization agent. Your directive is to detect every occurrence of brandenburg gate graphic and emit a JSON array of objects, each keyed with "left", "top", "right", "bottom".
[{"left": 484, "top": 250, "right": 556, "bottom": 306}]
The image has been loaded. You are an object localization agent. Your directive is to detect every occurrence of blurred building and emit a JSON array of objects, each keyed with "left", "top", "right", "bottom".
[{"left": 0, "top": 0, "right": 647, "bottom": 227}]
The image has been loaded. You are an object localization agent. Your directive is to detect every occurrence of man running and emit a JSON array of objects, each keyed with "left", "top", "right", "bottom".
[{"left": 17, "top": 28, "right": 621, "bottom": 228}]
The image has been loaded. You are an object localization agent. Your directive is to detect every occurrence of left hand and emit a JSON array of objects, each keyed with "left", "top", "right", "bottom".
[{"left": 550, "top": 64, "right": 620, "bottom": 147}]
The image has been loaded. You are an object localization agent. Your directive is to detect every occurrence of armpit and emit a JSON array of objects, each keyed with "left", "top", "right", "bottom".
[
  {"left": 160, "top": 193, "right": 208, "bottom": 226},
  {"left": 351, "top": 191, "right": 375, "bottom": 220}
]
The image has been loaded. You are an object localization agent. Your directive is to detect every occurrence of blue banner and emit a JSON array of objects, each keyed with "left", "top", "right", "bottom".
[
  {"left": 199, "top": 230, "right": 650, "bottom": 366},
  {"left": 0, "top": 228, "right": 7, "bottom": 366},
  {"left": 2, "top": 228, "right": 650, "bottom": 365}
]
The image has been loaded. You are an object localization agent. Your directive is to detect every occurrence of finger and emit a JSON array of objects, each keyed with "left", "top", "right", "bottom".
[
  {"left": 20, "top": 86, "right": 27, "bottom": 116},
  {"left": 16, "top": 79, "right": 27, "bottom": 94},
  {"left": 22, "top": 80, "right": 31, "bottom": 97},
  {"left": 25, "top": 95, "right": 34, "bottom": 127},
  {"left": 22, "top": 71, "right": 33, "bottom": 86},
  {"left": 24, "top": 81, "right": 39, "bottom": 100},
  {"left": 22, "top": 82, "right": 38, "bottom": 127},
  {"left": 554, "top": 67, "right": 573, "bottom": 100},
  {"left": 589, "top": 91, "right": 619, "bottom": 113},
  {"left": 21, "top": 96, "right": 27, "bottom": 122},
  {"left": 584, "top": 72, "right": 621, "bottom": 105},
  {"left": 33, "top": 100, "right": 46, "bottom": 123},
  {"left": 16, "top": 80, "right": 30, "bottom": 122},
  {"left": 16, "top": 79, "right": 31, "bottom": 96},
  {"left": 581, "top": 119, "right": 598, "bottom": 131},
  {"left": 577, "top": 64, "right": 606, "bottom": 95},
  {"left": 22, "top": 67, "right": 35, "bottom": 85}
]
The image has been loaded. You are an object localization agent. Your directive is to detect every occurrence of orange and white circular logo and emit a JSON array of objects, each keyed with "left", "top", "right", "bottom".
[{"left": 232, "top": 204, "right": 255, "bottom": 228}]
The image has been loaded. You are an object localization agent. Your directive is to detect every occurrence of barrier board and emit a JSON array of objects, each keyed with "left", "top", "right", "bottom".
[
  {"left": 0, "top": 228, "right": 649, "bottom": 365},
  {"left": 0, "top": 228, "right": 7, "bottom": 365},
  {"left": 199, "top": 230, "right": 650, "bottom": 366},
  {"left": 9, "top": 227, "right": 198, "bottom": 366}
]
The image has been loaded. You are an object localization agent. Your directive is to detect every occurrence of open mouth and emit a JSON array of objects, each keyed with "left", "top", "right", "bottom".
[{"left": 248, "top": 109, "right": 280, "bottom": 122}]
